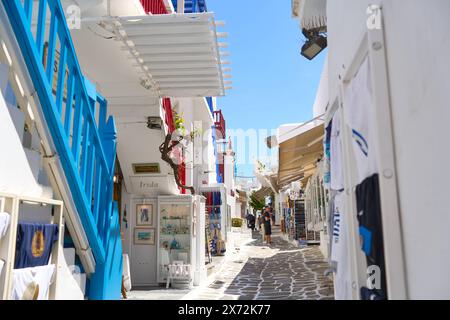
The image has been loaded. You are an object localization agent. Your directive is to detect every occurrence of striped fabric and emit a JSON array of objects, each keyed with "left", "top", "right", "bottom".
[{"left": 140, "top": 0, "right": 168, "bottom": 14}]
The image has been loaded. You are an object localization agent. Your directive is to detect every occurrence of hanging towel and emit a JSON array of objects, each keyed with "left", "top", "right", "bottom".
[
  {"left": 11, "top": 264, "right": 55, "bottom": 300},
  {"left": 0, "top": 211, "right": 11, "bottom": 238},
  {"left": 15, "top": 222, "right": 59, "bottom": 269}
]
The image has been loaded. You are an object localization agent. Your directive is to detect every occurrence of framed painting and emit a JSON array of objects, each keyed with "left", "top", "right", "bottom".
[
  {"left": 134, "top": 228, "right": 155, "bottom": 245},
  {"left": 136, "top": 203, "right": 153, "bottom": 226}
]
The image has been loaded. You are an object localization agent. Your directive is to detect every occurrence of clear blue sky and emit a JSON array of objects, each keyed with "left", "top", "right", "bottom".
[{"left": 207, "top": 0, "right": 326, "bottom": 177}]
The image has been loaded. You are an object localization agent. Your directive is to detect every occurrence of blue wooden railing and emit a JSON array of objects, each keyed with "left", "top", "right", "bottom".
[
  {"left": 172, "top": 0, "right": 207, "bottom": 13},
  {"left": 2, "top": 0, "right": 122, "bottom": 298}
]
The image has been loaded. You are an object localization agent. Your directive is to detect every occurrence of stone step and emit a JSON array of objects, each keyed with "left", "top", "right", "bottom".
[{"left": 63, "top": 247, "right": 76, "bottom": 266}]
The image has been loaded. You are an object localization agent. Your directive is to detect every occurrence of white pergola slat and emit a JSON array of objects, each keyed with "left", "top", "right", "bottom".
[{"left": 115, "top": 12, "right": 229, "bottom": 97}]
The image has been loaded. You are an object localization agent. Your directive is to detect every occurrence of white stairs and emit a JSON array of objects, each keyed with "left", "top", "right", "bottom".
[{"left": 63, "top": 248, "right": 87, "bottom": 297}]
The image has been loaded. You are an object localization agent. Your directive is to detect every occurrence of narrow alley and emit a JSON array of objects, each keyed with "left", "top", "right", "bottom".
[
  {"left": 128, "top": 227, "right": 333, "bottom": 300},
  {"left": 1, "top": 0, "right": 449, "bottom": 306}
]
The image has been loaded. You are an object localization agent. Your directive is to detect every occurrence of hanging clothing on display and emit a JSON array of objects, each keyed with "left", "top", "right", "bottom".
[
  {"left": 15, "top": 222, "right": 59, "bottom": 269},
  {"left": 203, "top": 190, "right": 223, "bottom": 256},
  {"left": 330, "top": 191, "right": 352, "bottom": 300},
  {"left": 280, "top": 219, "right": 285, "bottom": 233},
  {"left": 0, "top": 211, "right": 11, "bottom": 238},
  {"left": 356, "top": 173, "right": 386, "bottom": 299},
  {"left": 0, "top": 259, "right": 4, "bottom": 277},
  {"left": 323, "top": 119, "right": 332, "bottom": 189},
  {"left": 11, "top": 264, "right": 55, "bottom": 300},
  {"left": 330, "top": 111, "right": 344, "bottom": 191},
  {"left": 344, "top": 56, "right": 378, "bottom": 185},
  {"left": 326, "top": 191, "right": 336, "bottom": 263},
  {"left": 344, "top": 56, "right": 386, "bottom": 300},
  {"left": 360, "top": 287, "right": 384, "bottom": 300},
  {"left": 123, "top": 254, "right": 132, "bottom": 292},
  {"left": 213, "top": 192, "right": 222, "bottom": 206}
]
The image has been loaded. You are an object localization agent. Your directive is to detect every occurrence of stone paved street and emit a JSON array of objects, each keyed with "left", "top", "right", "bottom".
[
  {"left": 128, "top": 227, "right": 334, "bottom": 300},
  {"left": 183, "top": 227, "right": 334, "bottom": 300}
]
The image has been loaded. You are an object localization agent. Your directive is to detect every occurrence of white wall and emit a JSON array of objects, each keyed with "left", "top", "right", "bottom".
[
  {"left": 121, "top": 192, "right": 158, "bottom": 287},
  {"left": 235, "top": 201, "right": 242, "bottom": 219},
  {"left": 115, "top": 119, "right": 179, "bottom": 197},
  {"left": 176, "top": 97, "right": 217, "bottom": 190},
  {"left": 224, "top": 153, "right": 237, "bottom": 221},
  {"left": 327, "top": 0, "right": 450, "bottom": 299},
  {"left": 312, "top": 56, "right": 329, "bottom": 118},
  {"left": 224, "top": 153, "right": 235, "bottom": 191},
  {"left": 0, "top": 90, "right": 45, "bottom": 198}
]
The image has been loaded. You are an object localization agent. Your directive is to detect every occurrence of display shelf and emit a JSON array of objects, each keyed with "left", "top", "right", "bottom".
[{"left": 158, "top": 201, "right": 193, "bottom": 283}]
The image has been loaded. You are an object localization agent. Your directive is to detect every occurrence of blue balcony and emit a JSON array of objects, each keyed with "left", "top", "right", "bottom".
[
  {"left": 2, "top": 0, "right": 122, "bottom": 299},
  {"left": 172, "top": 0, "right": 208, "bottom": 13},
  {"left": 206, "top": 96, "right": 214, "bottom": 115}
]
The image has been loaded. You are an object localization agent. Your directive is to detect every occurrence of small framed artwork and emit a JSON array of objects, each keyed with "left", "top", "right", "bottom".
[
  {"left": 134, "top": 228, "right": 155, "bottom": 245},
  {"left": 136, "top": 203, "right": 153, "bottom": 226}
]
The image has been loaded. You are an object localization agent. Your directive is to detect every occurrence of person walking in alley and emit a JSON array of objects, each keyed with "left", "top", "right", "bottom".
[
  {"left": 257, "top": 211, "right": 265, "bottom": 239},
  {"left": 269, "top": 206, "right": 275, "bottom": 226},
  {"left": 263, "top": 206, "right": 272, "bottom": 244},
  {"left": 246, "top": 212, "right": 256, "bottom": 231}
]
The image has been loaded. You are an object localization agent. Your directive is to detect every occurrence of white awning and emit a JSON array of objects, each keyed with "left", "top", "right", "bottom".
[
  {"left": 278, "top": 120, "right": 324, "bottom": 187},
  {"left": 114, "top": 13, "right": 230, "bottom": 97},
  {"left": 292, "top": 0, "right": 327, "bottom": 31}
]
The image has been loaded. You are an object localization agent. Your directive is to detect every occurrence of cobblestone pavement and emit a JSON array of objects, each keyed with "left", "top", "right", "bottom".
[
  {"left": 183, "top": 227, "right": 334, "bottom": 300},
  {"left": 127, "top": 288, "right": 190, "bottom": 300}
]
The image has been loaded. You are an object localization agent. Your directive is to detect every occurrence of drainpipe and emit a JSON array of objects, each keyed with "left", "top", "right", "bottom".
[{"left": 177, "top": 0, "right": 185, "bottom": 13}]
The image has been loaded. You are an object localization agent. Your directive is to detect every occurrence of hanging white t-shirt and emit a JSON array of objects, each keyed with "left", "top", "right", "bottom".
[
  {"left": 123, "top": 254, "right": 132, "bottom": 292},
  {"left": 331, "top": 192, "right": 352, "bottom": 300},
  {"left": 0, "top": 259, "right": 4, "bottom": 277},
  {"left": 330, "top": 111, "right": 345, "bottom": 191},
  {"left": 11, "top": 264, "right": 55, "bottom": 300},
  {"left": 0, "top": 211, "right": 11, "bottom": 238},
  {"left": 331, "top": 193, "right": 343, "bottom": 263},
  {"left": 344, "top": 56, "right": 379, "bottom": 184}
]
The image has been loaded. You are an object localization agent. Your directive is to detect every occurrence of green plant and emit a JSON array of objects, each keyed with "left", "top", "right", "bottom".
[
  {"left": 249, "top": 192, "right": 265, "bottom": 211},
  {"left": 232, "top": 218, "right": 243, "bottom": 228},
  {"left": 190, "top": 127, "right": 203, "bottom": 140},
  {"left": 256, "top": 160, "right": 266, "bottom": 173},
  {"left": 173, "top": 111, "right": 186, "bottom": 135}
]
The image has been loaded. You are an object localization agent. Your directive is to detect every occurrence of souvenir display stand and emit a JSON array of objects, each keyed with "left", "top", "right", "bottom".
[
  {"left": 156, "top": 195, "right": 206, "bottom": 287},
  {"left": 293, "top": 199, "right": 306, "bottom": 241},
  {"left": 0, "top": 192, "right": 64, "bottom": 300},
  {"left": 200, "top": 185, "right": 227, "bottom": 256},
  {"left": 281, "top": 206, "right": 292, "bottom": 240},
  {"left": 323, "top": 11, "right": 407, "bottom": 299},
  {"left": 304, "top": 167, "right": 329, "bottom": 245},
  {"left": 279, "top": 193, "right": 289, "bottom": 236}
]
